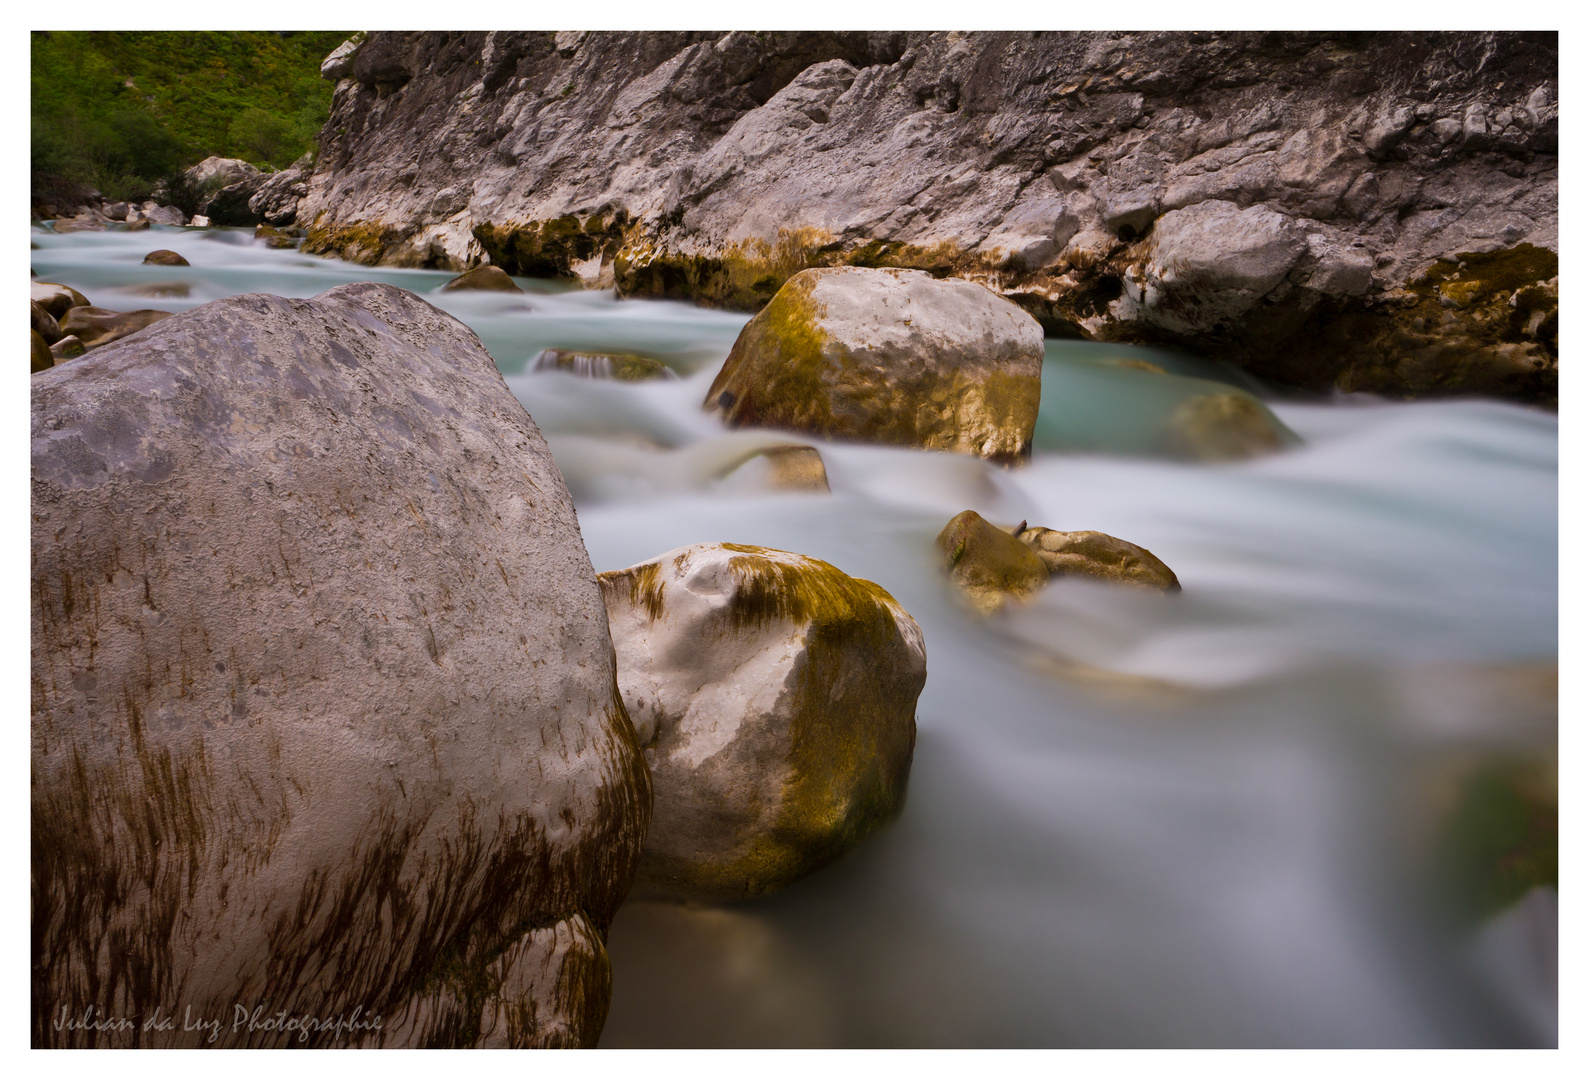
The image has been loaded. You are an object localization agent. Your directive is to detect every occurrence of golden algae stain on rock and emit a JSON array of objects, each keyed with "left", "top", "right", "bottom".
[
  {"left": 703, "top": 267, "right": 1043, "bottom": 464},
  {"left": 935, "top": 510, "right": 1050, "bottom": 614},
  {"left": 1013, "top": 526, "right": 1180, "bottom": 593},
  {"left": 599, "top": 543, "right": 924, "bottom": 903}
]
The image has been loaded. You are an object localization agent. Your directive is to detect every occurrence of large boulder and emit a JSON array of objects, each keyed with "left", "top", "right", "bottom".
[
  {"left": 184, "top": 154, "right": 261, "bottom": 190},
  {"left": 144, "top": 205, "right": 187, "bottom": 226},
  {"left": 203, "top": 176, "right": 270, "bottom": 227},
  {"left": 598, "top": 543, "right": 924, "bottom": 903},
  {"left": 31, "top": 282, "right": 650, "bottom": 1047},
  {"left": 57, "top": 306, "right": 174, "bottom": 349},
  {"left": 704, "top": 267, "right": 1044, "bottom": 464}
]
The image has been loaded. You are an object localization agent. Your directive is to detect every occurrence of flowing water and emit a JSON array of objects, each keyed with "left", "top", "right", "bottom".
[{"left": 33, "top": 225, "right": 1559, "bottom": 1047}]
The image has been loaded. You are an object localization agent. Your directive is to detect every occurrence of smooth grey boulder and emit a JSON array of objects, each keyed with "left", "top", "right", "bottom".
[
  {"left": 1114, "top": 200, "right": 1307, "bottom": 335},
  {"left": 705, "top": 266, "right": 1044, "bottom": 464},
  {"left": 183, "top": 154, "right": 260, "bottom": 190},
  {"left": 31, "top": 282, "right": 650, "bottom": 1047},
  {"left": 144, "top": 205, "right": 187, "bottom": 226},
  {"left": 599, "top": 543, "right": 923, "bottom": 903}
]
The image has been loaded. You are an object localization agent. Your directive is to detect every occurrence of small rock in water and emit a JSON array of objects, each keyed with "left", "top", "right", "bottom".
[
  {"left": 123, "top": 217, "right": 151, "bottom": 232},
  {"left": 49, "top": 335, "right": 86, "bottom": 362},
  {"left": 31, "top": 329, "right": 53, "bottom": 374},
  {"left": 531, "top": 348, "right": 675, "bottom": 381},
  {"left": 32, "top": 281, "right": 90, "bottom": 319},
  {"left": 1013, "top": 525, "right": 1181, "bottom": 593},
  {"left": 59, "top": 306, "right": 174, "bottom": 349},
  {"left": 936, "top": 509, "right": 1050, "bottom": 613},
  {"left": 704, "top": 266, "right": 1044, "bottom": 464},
  {"left": 600, "top": 542, "right": 924, "bottom": 903},
  {"left": 441, "top": 265, "right": 523, "bottom": 292},
  {"left": 187, "top": 215, "right": 211, "bottom": 227},
  {"left": 142, "top": 249, "right": 190, "bottom": 267},
  {"left": 1162, "top": 392, "right": 1286, "bottom": 461},
  {"left": 1102, "top": 356, "right": 1169, "bottom": 375}
]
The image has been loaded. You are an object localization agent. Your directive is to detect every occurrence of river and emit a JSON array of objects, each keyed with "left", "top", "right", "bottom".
[{"left": 32, "top": 224, "right": 1559, "bottom": 1047}]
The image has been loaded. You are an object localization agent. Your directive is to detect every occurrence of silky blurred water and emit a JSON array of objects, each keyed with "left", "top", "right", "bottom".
[{"left": 34, "top": 225, "right": 1559, "bottom": 1047}]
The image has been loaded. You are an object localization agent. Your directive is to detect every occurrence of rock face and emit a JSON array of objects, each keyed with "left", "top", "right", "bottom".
[
  {"left": 249, "top": 155, "right": 313, "bottom": 226},
  {"left": 31, "top": 282, "right": 651, "bottom": 1047},
  {"left": 598, "top": 543, "right": 923, "bottom": 903},
  {"left": 57, "top": 306, "right": 174, "bottom": 350},
  {"left": 295, "top": 31, "right": 1556, "bottom": 402},
  {"left": 704, "top": 267, "right": 1043, "bottom": 463}
]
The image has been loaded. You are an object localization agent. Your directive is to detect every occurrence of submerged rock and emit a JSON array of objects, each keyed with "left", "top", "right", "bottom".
[
  {"left": 1013, "top": 525, "right": 1180, "bottom": 593},
  {"left": 58, "top": 306, "right": 174, "bottom": 349},
  {"left": 1162, "top": 392, "right": 1288, "bottom": 461},
  {"left": 142, "top": 249, "right": 189, "bottom": 266},
  {"left": 32, "top": 282, "right": 649, "bottom": 1047},
  {"left": 532, "top": 348, "right": 675, "bottom": 381},
  {"left": 935, "top": 510, "right": 1050, "bottom": 613},
  {"left": 599, "top": 543, "right": 923, "bottom": 903},
  {"left": 705, "top": 267, "right": 1044, "bottom": 464},
  {"left": 254, "top": 223, "right": 297, "bottom": 248},
  {"left": 441, "top": 265, "right": 523, "bottom": 292},
  {"left": 716, "top": 444, "right": 830, "bottom": 493}
]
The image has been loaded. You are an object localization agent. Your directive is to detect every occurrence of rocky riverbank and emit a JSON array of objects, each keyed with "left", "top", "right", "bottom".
[{"left": 292, "top": 31, "right": 1556, "bottom": 403}]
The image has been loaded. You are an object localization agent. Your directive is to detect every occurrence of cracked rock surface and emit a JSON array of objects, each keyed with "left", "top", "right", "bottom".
[{"left": 296, "top": 31, "right": 1556, "bottom": 402}]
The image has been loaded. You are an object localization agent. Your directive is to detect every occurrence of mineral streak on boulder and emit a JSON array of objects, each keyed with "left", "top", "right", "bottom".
[
  {"left": 704, "top": 267, "right": 1044, "bottom": 464},
  {"left": 532, "top": 348, "right": 676, "bottom": 381},
  {"left": 936, "top": 510, "right": 1050, "bottom": 613},
  {"left": 598, "top": 543, "right": 924, "bottom": 903},
  {"left": 57, "top": 306, "right": 174, "bottom": 350},
  {"left": 1012, "top": 525, "right": 1181, "bottom": 593},
  {"left": 31, "top": 283, "right": 651, "bottom": 1047},
  {"left": 442, "top": 265, "right": 524, "bottom": 293},
  {"left": 295, "top": 31, "right": 1556, "bottom": 401},
  {"left": 142, "top": 249, "right": 190, "bottom": 266}
]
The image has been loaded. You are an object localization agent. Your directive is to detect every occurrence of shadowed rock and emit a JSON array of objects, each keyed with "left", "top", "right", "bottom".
[
  {"left": 936, "top": 510, "right": 1050, "bottom": 613},
  {"left": 57, "top": 306, "right": 174, "bottom": 349},
  {"left": 32, "top": 282, "right": 90, "bottom": 320},
  {"left": 31, "top": 282, "right": 650, "bottom": 1047}
]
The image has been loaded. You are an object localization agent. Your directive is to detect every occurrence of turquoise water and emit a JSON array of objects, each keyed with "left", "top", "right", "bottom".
[{"left": 33, "top": 225, "right": 1559, "bottom": 1047}]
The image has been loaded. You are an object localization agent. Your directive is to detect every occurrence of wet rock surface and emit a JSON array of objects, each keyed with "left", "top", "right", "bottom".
[
  {"left": 296, "top": 31, "right": 1555, "bottom": 401},
  {"left": 1013, "top": 525, "right": 1180, "bottom": 592},
  {"left": 31, "top": 282, "right": 651, "bottom": 1047},
  {"left": 532, "top": 348, "right": 675, "bottom": 381},
  {"left": 704, "top": 267, "right": 1043, "bottom": 463},
  {"left": 936, "top": 510, "right": 1051, "bottom": 613},
  {"left": 598, "top": 542, "right": 924, "bottom": 904},
  {"left": 57, "top": 305, "right": 174, "bottom": 349}
]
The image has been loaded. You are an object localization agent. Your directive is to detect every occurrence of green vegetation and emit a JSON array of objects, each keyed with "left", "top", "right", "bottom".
[{"left": 32, "top": 31, "right": 350, "bottom": 206}]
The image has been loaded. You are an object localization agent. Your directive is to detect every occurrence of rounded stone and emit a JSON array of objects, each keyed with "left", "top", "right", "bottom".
[
  {"left": 599, "top": 542, "right": 924, "bottom": 903},
  {"left": 704, "top": 266, "right": 1045, "bottom": 464},
  {"left": 142, "top": 249, "right": 190, "bottom": 266},
  {"left": 441, "top": 265, "right": 524, "bottom": 292}
]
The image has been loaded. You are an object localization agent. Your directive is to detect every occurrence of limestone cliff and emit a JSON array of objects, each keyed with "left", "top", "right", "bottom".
[{"left": 297, "top": 31, "right": 1557, "bottom": 402}]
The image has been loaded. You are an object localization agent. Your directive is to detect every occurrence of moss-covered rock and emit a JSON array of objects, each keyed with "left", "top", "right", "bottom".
[
  {"left": 704, "top": 267, "right": 1044, "bottom": 464},
  {"left": 141, "top": 249, "right": 189, "bottom": 267},
  {"left": 935, "top": 510, "right": 1050, "bottom": 613},
  {"left": 599, "top": 542, "right": 924, "bottom": 903},
  {"left": 441, "top": 265, "right": 524, "bottom": 293},
  {"left": 531, "top": 348, "right": 674, "bottom": 381},
  {"left": 254, "top": 223, "right": 297, "bottom": 249},
  {"left": 49, "top": 335, "right": 86, "bottom": 363},
  {"left": 58, "top": 306, "right": 174, "bottom": 350},
  {"left": 1014, "top": 525, "right": 1180, "bottom": 592}
]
